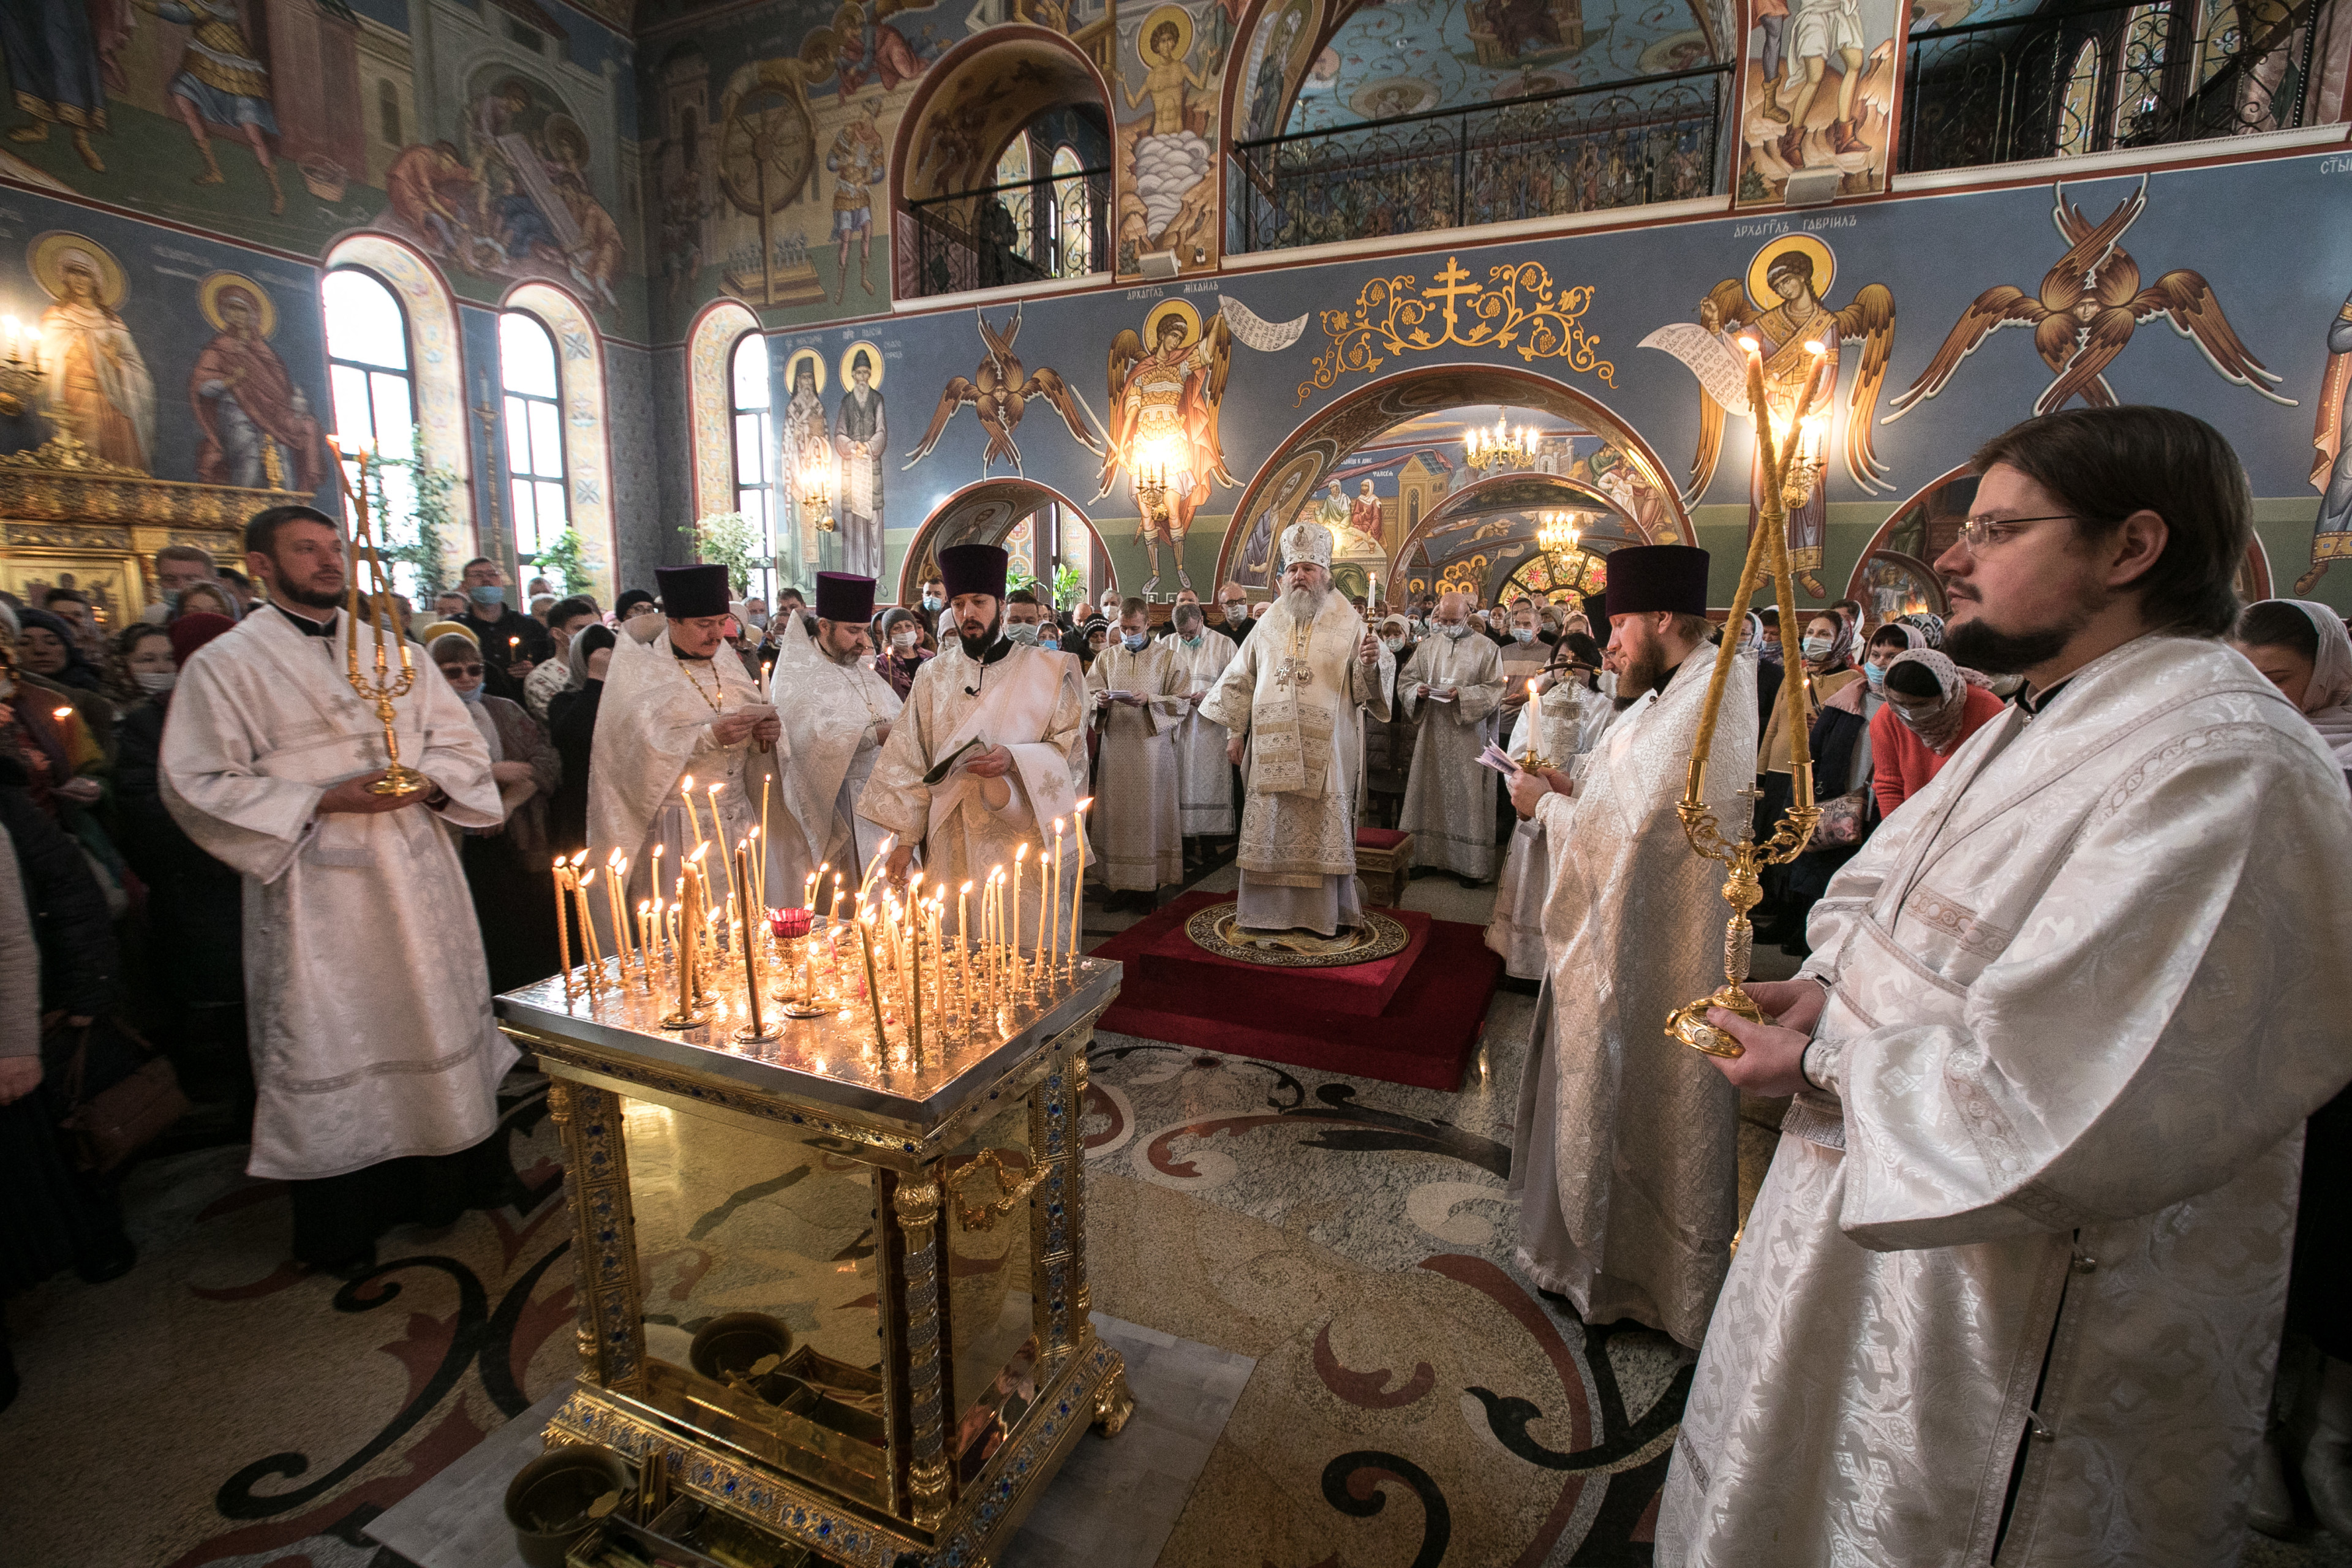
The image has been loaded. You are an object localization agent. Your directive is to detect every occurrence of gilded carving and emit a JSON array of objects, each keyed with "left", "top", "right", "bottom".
[{"left": 1297, "top": 257, "right": 1618, "bottom": 404}]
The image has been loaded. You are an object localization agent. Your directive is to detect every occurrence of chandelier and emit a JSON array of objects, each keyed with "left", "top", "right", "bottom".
[
  {"left": 1536, "top": 508, "right": 1583, "bottom": 556},
  {"left": 1463, "top": 410, "right": 1534, "bottom": 472},
  {"left": 1738, "top": 334, "right": 1831, "bottom": 508}
]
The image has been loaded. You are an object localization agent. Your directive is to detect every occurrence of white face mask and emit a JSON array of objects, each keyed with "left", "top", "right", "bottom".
[
  {"left": 1223, "top": 603, "right": 1247, "bottom": 622},
  {"left": 135, "top": 670, "right": 178, "bottom": 693},
  {"left": 1801, "top": 635, "right": 1833, "bottom": 660},
  {"left": 1441, "top": 623, "right": 1471, "bottom": 639},
  {"left": 1382, "top": 636, "right": 1405, "bottom": 654},
  {"left": 1512, "top": 627, "right": 1536, "bottom": 644},
  {"left": 891, "top": 629, "right": 919, "bottom": 651},
  {"left": 1006, "top": 621, "right": 1039, "bottom": 645}
]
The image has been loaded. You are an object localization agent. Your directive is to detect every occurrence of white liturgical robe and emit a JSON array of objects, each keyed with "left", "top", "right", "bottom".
[
  {"left": 161, "top": 608, "right": 514, "bottom": 1180},
  {"left": 1167, "top": 630, "right": 1235, "bottom": 835},
  {"left": 766, "top": 620, "right": 902, "bottom": 901},
  {"left": 1486, "top": 678, "right": 1613, "bottom": 979},
  {"left": 1660, "top": 635, "right": 2352, "bottom": 1567},
  {"left": 857, "top": 638, "right": 1088, "bottom": 947},
  {"left": 1199, "top": 589, "right": 1393, "bottom": 935},
  {"left": 1511, "top": 641, "right": 1757, "bottom": 1347},
  {"left": 1086, "top": 639, "right": 1188, "bottom": 891},
  {"left": 1397, "top": 629, "right": 1507, "bottom": 880}
]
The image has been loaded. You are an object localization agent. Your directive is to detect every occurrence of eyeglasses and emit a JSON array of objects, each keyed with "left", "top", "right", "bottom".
[
  {"left": 1954, "top": 513, "right": 2073, "bottom": 552},
  {"left": 442, "top": 663, "right": 485, "bottom": 677}
]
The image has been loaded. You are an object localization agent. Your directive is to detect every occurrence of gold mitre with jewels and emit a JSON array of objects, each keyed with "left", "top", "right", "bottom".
[{"left": 1280, "top": 518, "right": 1334, "bottom": 570}]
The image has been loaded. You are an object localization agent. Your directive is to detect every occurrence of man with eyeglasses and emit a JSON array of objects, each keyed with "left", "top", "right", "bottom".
[{"left": 1660, "top": 408, "right": 2352, "bottom": 1568}]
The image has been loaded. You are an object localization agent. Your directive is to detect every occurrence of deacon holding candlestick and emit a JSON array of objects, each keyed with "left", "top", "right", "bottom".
[
  {"left": 1502, "top": 545, "right": 1755, "bottom": 1349},
  {"left": 859, "top": 544, "right": 1087, "bottom": 951},
  {"left": 162, "top": 504, "right": 514, "bottom": 1276},
  {"left": 767, "top": 571, "right": 901, "bottom": 911},
  {"left": 588, "top": 564, "right": 781, "bottom": 942}
]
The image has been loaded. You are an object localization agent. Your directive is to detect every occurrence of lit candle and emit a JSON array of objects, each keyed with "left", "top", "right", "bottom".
[
  {"left": 605, "top": 854, "right": 631, "bottom": 975},
  {"left": 1527, "top": 677, "right": 1542, "bottom": 760},
  {"left": 804, "top": 871, "right": 818, "bottom": 910},
  {"left": 575, "top": 869, "right": 604, "bottom": 991},
  {"left": 858, "top": 910, "right": 889, "bottom": 1058},
  {"left": 857, "top": 834, "right": 895, "bottom": 905},
  {"left": 928, "top": 893, "right": 944, "bottom": 1054},
  {"left": 1011, "top": 844, "right": 1027, "bottom": 993},
  {"left": 908, "top": 887, "right": 922, "bottom": 1066},
  {"left": 1048, "top": 818, "right": 1064, "bottom": 981},
  {"left": 1070, "top": 799, "right": 1093, "bottom": 966},
  {"left": 680, "top": 775, "right": 706, "bottom": 850},
  {"left": 706, "top": 782, "right": 725, "bottom": 846},
  {"left": 736, "top": 842, "right": 768, "bottom": 1041},
  {"left": 826, "top": 862, "right": 843, "bottom": 928},
  {"left": 958, "top": 881, "right": 975, "bottom": 1027},
  {"left": 637, "top": 900, "right": 654, "bottom": 988},
  {"left": 668, "top": 874, "right": 699, "bottom": 1024},
  {"left": 757, "top": 774, "right": 774, "bottom": 909},
  {"left": 552, "top": 858, "right": 573, "bottom": 999}
]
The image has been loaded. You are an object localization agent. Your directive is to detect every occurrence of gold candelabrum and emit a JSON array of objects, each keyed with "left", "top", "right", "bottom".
[
  {"left": 1662, "top": 336, "right": 1828, "bottom": 1059},
  {"left": 0, "top": 317, "right": 42, "bottom": 420},
  {"left": 1463, "top": 410, "right": 1535, "bottom": 472},
  {"left": 327, "top": 440, "right": 426, "bottom": 794},
  {"left": 799, "top": 458, "right": 837, "bottom": 534}
]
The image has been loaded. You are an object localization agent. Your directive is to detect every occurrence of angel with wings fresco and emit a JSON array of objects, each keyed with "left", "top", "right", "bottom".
[
  {"left": 1096, "top": 300, "right": 1234, "bottom": 596},
  {"left": 1670, "top": 238, "right": 1894, "bottom": 598}
]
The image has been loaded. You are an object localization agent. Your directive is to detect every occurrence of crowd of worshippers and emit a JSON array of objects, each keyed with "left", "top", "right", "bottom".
[{"left": 1, "top": 406, "right": 2350, "bottom": 1567}]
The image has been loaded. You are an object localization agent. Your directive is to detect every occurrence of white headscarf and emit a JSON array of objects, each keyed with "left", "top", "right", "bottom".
[{"left": 2263, "top": 599, "right": 2352, "bottom": 766}]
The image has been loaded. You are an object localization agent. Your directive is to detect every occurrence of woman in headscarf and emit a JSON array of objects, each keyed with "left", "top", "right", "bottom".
[
  {"left": 1869, "top": 647, "right": 2004, "bottom": 816},
  {"left": 168, "top": 581, "right": 241, "bottom": 622},
  {"left": 873, "top": 607, "right": 930, "bottom": 701},
  {"left": 430, "top": 630, "right": 560, "bottom": 993},
  {"left": 1750, "top": 608, "right": 1858, "bottom": 941},
  {"left": 1738, "top": 610, "right": 1785, "bottom": 734},
  {"left": 0, "top": 620, "right": 105, "bottom": 833},
  {"left": 1364, "top": 612, "right": 1417, "bottom": 823},
  {"left": 547, "top": 624, "right": 615, "bottom": 858},
  {"left": 2228, "top": 600, "right": 2352, "bottom": 1541}
]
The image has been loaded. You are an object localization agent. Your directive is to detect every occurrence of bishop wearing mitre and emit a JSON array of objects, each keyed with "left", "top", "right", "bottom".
[
  {"left": 1506, "top": 545, "right": 1756, "bottom": 1348},
  {"left": 767, "top": 570, "right": 900, "bottom": 907},
  {"left": 1200, "top": 518, "right": 1394, "bottom": 935},
  {"left": 589, "top": 563, "right": 781, "bottom": 918},
  {"left": 859, "top": 543, "right": 1088, "bottom": 943}
]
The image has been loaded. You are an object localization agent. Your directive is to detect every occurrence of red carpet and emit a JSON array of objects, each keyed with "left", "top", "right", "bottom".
[{"left": 1091, "top": 891, "right": 1501, "bottom": 1091}]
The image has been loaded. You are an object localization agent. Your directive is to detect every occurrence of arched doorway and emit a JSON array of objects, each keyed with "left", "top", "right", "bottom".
[
  {"left": 1211, "top": 363, "right": 1688, "bottom": 592},
  {"left": 1392, "top": 471, "right": 1651, "bottom": 605},
  {"left": 891, "top": 26, "right": 1114, "bottom": 298},
  {"left": 896, "top": 477, "right": 1113, "bottom": 608}
]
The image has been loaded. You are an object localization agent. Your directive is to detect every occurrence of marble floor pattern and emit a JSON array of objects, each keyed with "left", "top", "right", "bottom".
[{"left": 1, "top": 850, "right": 2346, "bottom": 1567}]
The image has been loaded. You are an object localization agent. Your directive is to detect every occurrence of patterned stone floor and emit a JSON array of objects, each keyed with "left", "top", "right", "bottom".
[{"left": 2, "top": 853, "right": 2346, "bottom": 1566}]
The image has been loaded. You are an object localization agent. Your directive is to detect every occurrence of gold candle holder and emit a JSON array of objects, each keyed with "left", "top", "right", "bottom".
[
  {"left": 1663, "top": 337, "right": 1828, "bottom": 1059},
  {"left": 326, "top": 442, "right": 424, "bottom": 795}
]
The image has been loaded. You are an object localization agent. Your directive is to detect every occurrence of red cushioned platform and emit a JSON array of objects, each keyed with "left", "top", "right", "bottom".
[
  {"left": 1355, "top": 827, "right": 1410, "bottom": 850},
  {"left": 1091, "top": 891, "right": 1500, "bottom": 1091},
  {"left": 1134, "top": 903, "right": 1431, "bottom": 1016}
]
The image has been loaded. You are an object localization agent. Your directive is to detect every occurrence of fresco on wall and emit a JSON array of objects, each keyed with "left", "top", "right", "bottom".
[
  {"left": 835, "top": 340, "right": 889, "bottom": 575},
  {"left": 1115, "top": 1, "right": 1226, "bottom": 274},
  {"left": 1732, "top": 0, "right": 1896, "bottom": 206},
  {"left": 1642, "top": 233, "right": 1894, "bottom": 595},
  {"left": 1234, "top": 0, "right": 1324, "bottom": 142},
  {"left": 1887, "top": 180, "right": 2293, "bottom": 424},
  {"left": 29, "top": 232, "right": 156, "bottom": 472},
  {"left": 2308, "top": 281, "right": 2352, "bottom": 592},
  {"left": 900, "top": 304, "right": 1102, "bottom": 474}
]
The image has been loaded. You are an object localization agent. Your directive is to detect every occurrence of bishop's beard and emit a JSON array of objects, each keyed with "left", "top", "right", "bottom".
[{"left": 1282, "top": 581, "right": 1329, "bottom": 621}]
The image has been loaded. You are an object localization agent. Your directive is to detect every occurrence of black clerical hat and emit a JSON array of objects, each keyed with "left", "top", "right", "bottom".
[
  {"left": 938, "top": 543, "right": 1008, "bottom": 602},
  {"left": 1602, "top": 545, "right": 1710, "bottom": 619},
  {"left": 814, "top": 571, "right": 875, "bottom": 623},
  {"left": 657, "top": 563, "right": 731, "bottom": 620}
]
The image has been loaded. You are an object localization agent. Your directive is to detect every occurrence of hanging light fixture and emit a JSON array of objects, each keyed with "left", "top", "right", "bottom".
[{"left": 1463, "top": 409, "right": 1534, "bottom": 473}]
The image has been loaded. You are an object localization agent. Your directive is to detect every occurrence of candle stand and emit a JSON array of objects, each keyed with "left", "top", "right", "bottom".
[{"left": 494, "top": 921, "right": 1131, "bottom": 1568}]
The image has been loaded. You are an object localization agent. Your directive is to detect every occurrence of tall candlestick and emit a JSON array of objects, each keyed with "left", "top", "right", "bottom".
[
  {"left": 958, "top": 881, "right": 975, "bottom": 1028},
  {"left": 552, "top": 858, "right": 574, "bottom": 999},
  {"left": 1070, "top": 799, "right": 1093, "bottom": 967},
  {"left": 1011, "top": 844, "right": 1027, "bottom": 992},
  {"left": 757, "top": 774, "right": 773, "bottom": 910},
  {"left": 575, "top": 869, "right": 605, "bottom": 991},
  {"left": 706, "top": 782, "right": 725, "bottom": 848},
  {"left": 858, "top": 912, "right": 889, "bottom": 1059},
  {"left": 604, "top": 856, "right": 631, "bottom": 976},
  {"left": 662, "top": 872, "right": 701, "bottom": 1027},
  {"left": 857, "top": 834, "right": 895, "bottom": 905},
  {"left": 908, "top": 889, "right": 923, "bottom": 1065},
  {"left": 681, "top": 775, "right": 707, "bottom": 849},
  {"left": 1049, "top": 820, "right": 1065, "bottom": 981},
  {"left": 804, "top": 871, "right": 818, "bottom": 910},
  {"left": 735, "top": 843, "right": 775, "bottom": 1042},
  {"left": 638, "top": 901, "right": 654, "bottom": 991}
]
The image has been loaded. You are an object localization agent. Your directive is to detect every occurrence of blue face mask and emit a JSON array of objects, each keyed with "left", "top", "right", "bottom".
[
  {"left": 1180, "top": 632, "right": 1202, "bottom": 647},
  {"left": 1121, "top": 632, "right": 1148, "bottom": 652},
  {"left": 1512, "top": 627, "right": 1536, "bottom": 644},
  {"left": 456, "top": 682, "right": 486, "bottom": 704},
  {"left": 922, "top": 595, "right": 943, "bottom": 612},
  {"left": 469, "top": 584, "right": 503, "bottom": 609},
  {"left": 1863, "top": 659, "right": 1888, "bottom": 688},
  {"left": 1038, "top": 634, "right": 1059, "bottom": 650}
]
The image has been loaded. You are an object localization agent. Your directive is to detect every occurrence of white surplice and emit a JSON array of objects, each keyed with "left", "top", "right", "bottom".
[
  {"left": 1397, "top": 630, "right": 1507, "bottom": 880},
  {"left": 1660, "top": 635, "right": 2352, "bottom": 1567},
  {"left": 1167, "top": 631, "right": 1236, "bottom": 835},
  {"left": 1200, "top": 591, "right": 1393, "bottom": 935},
  {"left": 588, "top": 617, "right": 766, "bottom": 920},
  {"left": 856, "top": 639, "right": 1088, "bottom": 947},
  {"left": 1086, "top": 640, "right": 1188, "bottom": 891},
  {"left": 1511, "top": 641, "right": 1757, "bottom": 1346},
  {"left": 160, "top": 608, "right": 515, "bottom": 1181},
  {"left": 1486, "top": 679, "right": 1614, "bottom": 980},
  {"left": 767, "top": 620, "right": 902, "bottom": 901}
]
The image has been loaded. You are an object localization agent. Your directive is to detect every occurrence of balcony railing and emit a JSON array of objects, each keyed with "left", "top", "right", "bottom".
[
  {"left": 1227, "top": 65, "right": 1731, "bottom": 255},
  {"left": 1899, "top": 0, "right": 2324, "bottom": 172},
  {"left": 904, "top": 165, "right": 1112, "bottom": 298}
]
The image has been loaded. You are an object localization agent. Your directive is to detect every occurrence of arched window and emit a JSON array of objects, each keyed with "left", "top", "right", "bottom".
[
  {"left": 731, "top": 333, "right": 777, "bottom": 601},
  {"left": 2114, "top": 2, "right": 2174, "bottom": 137},
  {"left": 2198, "top": 0, "right": 2242, "bottom": 83},
  {"left": 500, "top": 309, "right": 568, "bottom": 561},
  {"left": 2059, "top": 38, "right": 2103, "bottom": 154},
  {"left": 1050, "top": 143, "right": 1090, "bottom": 279},
  {"left": 322, "top": 267, "right": 423, "bottom": 593},
  {"left": 995, "top": 134, "right": 1035, "bottom": 268}
]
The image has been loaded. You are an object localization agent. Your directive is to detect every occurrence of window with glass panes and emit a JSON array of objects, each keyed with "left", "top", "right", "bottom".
[
  {"left": 731, "top": 333, "right": 777, "bottom": 598},
  {"left": 500, "top": 310, "right": 568, "bottom": 561},
  {"left": 322, "top": 268, "right": 423, "bottom": 595}
]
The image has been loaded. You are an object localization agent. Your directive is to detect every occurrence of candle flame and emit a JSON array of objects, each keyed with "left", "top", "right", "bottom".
[
  {"left": 1528, "top": 678, "right": 1540, "bottom": 694},
  {"left": 1077, "top": 797, "right": 1095, "bottom": 812},
  {"left": 961, "top": 880, "right": 974, "bottom": 892},
  {"left": 570, "top": 849, "right": 588, "bottom": 867},
  {"left": 53, "top": 707, "right": 72, "bottom": 720},
  {"left": 680, "top": 774, "right": 694, "bottom": 793},
  {"left": 578, "top": 869, "right": 595, "bottom": 888},
  {"left": 1016, "top": 843, "right": 1029, "bottom": 861},
  {"left": 1736, "top": 336, "right": 1762, "bottom": 355},
  {"left": 688, "top": 842, "right": 710, "bottom": 862},
  {"left": 1803, "top": 339, "right": 1826, "bottom": 356}
]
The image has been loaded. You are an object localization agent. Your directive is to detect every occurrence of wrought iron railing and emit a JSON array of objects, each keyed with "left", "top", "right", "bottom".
[
  {"left": 1228, "top": 65, "right": 1730, "bottom": 254},
  {"left": 1899, "top": 0, "right": 2325, "bottom": 172},
  {"left": 903, "top": 166, "right": 1112, "bottom": 298}
]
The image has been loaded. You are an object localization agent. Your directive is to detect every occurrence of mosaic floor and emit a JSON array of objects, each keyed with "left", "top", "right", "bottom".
[{"left": 2, "top": 859, "right": 2346, "bottom": 1567}]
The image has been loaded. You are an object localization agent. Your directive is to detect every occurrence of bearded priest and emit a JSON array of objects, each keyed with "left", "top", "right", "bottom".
[
  {"left": 1505, "top": 544, "right": 1756, "bottom": 1349},
  {"left": 589, "top": 563, "right": 781, "bottom": 916},
  {"left": 767, "top": 570, "right": 901, "bottom": 908},
  {"left": 859, "top": 543, "right": 1088, "bottom": 944},
  {"left": 1199, "top": 519, "right": 1395, "bottom": 936},
  {"left": 1397, "top": 589, "right": 1508, "bottom": 885}
]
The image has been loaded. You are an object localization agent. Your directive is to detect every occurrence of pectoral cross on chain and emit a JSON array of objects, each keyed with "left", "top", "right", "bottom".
[{"left": 1273, "top": 622, "right": 1315, "bottom": 693}]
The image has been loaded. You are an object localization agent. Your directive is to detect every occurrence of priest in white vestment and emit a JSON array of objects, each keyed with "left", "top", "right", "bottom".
[
  {"left": 860, "top": 543, "right": 1087, "bottom": 946},
  {"left": 1397, "top": 590, "right": 1507, "bottom": 883},
  {"left": 1662, "top": 409, "right": 2352, "bottom": 1567},
  {"left": 162, "top": 504, "right": 514, "bottom": 1274},
  {"left": 1506, "top": 546, "right": 1756, "bottom": 1348},
  {"left": 589, "top": 564, "right": 781, "bottom": 924},
  {"left": 1487, "top": 633, "right": 1612, "bottom": 979},
  {"left": 1166, "top": 599, "right": 1236, "bottom": 842},
  {"left": 767, "top": 571, "right": 900, "bottom": 907},
  {"left": 1199, "top": 520, "right": 1394, "bottom": 937},
  {"left": 1087, "top": 597, "right": 1188, "bottom": 905}
]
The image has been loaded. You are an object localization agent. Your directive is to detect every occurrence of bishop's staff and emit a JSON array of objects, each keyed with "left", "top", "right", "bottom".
[
  {"left": 1663, "top": 337, "right": 1828, "bottom": 1059},
  {"left": 324, "top": 437, "right": 424, "bottom": 794}
]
